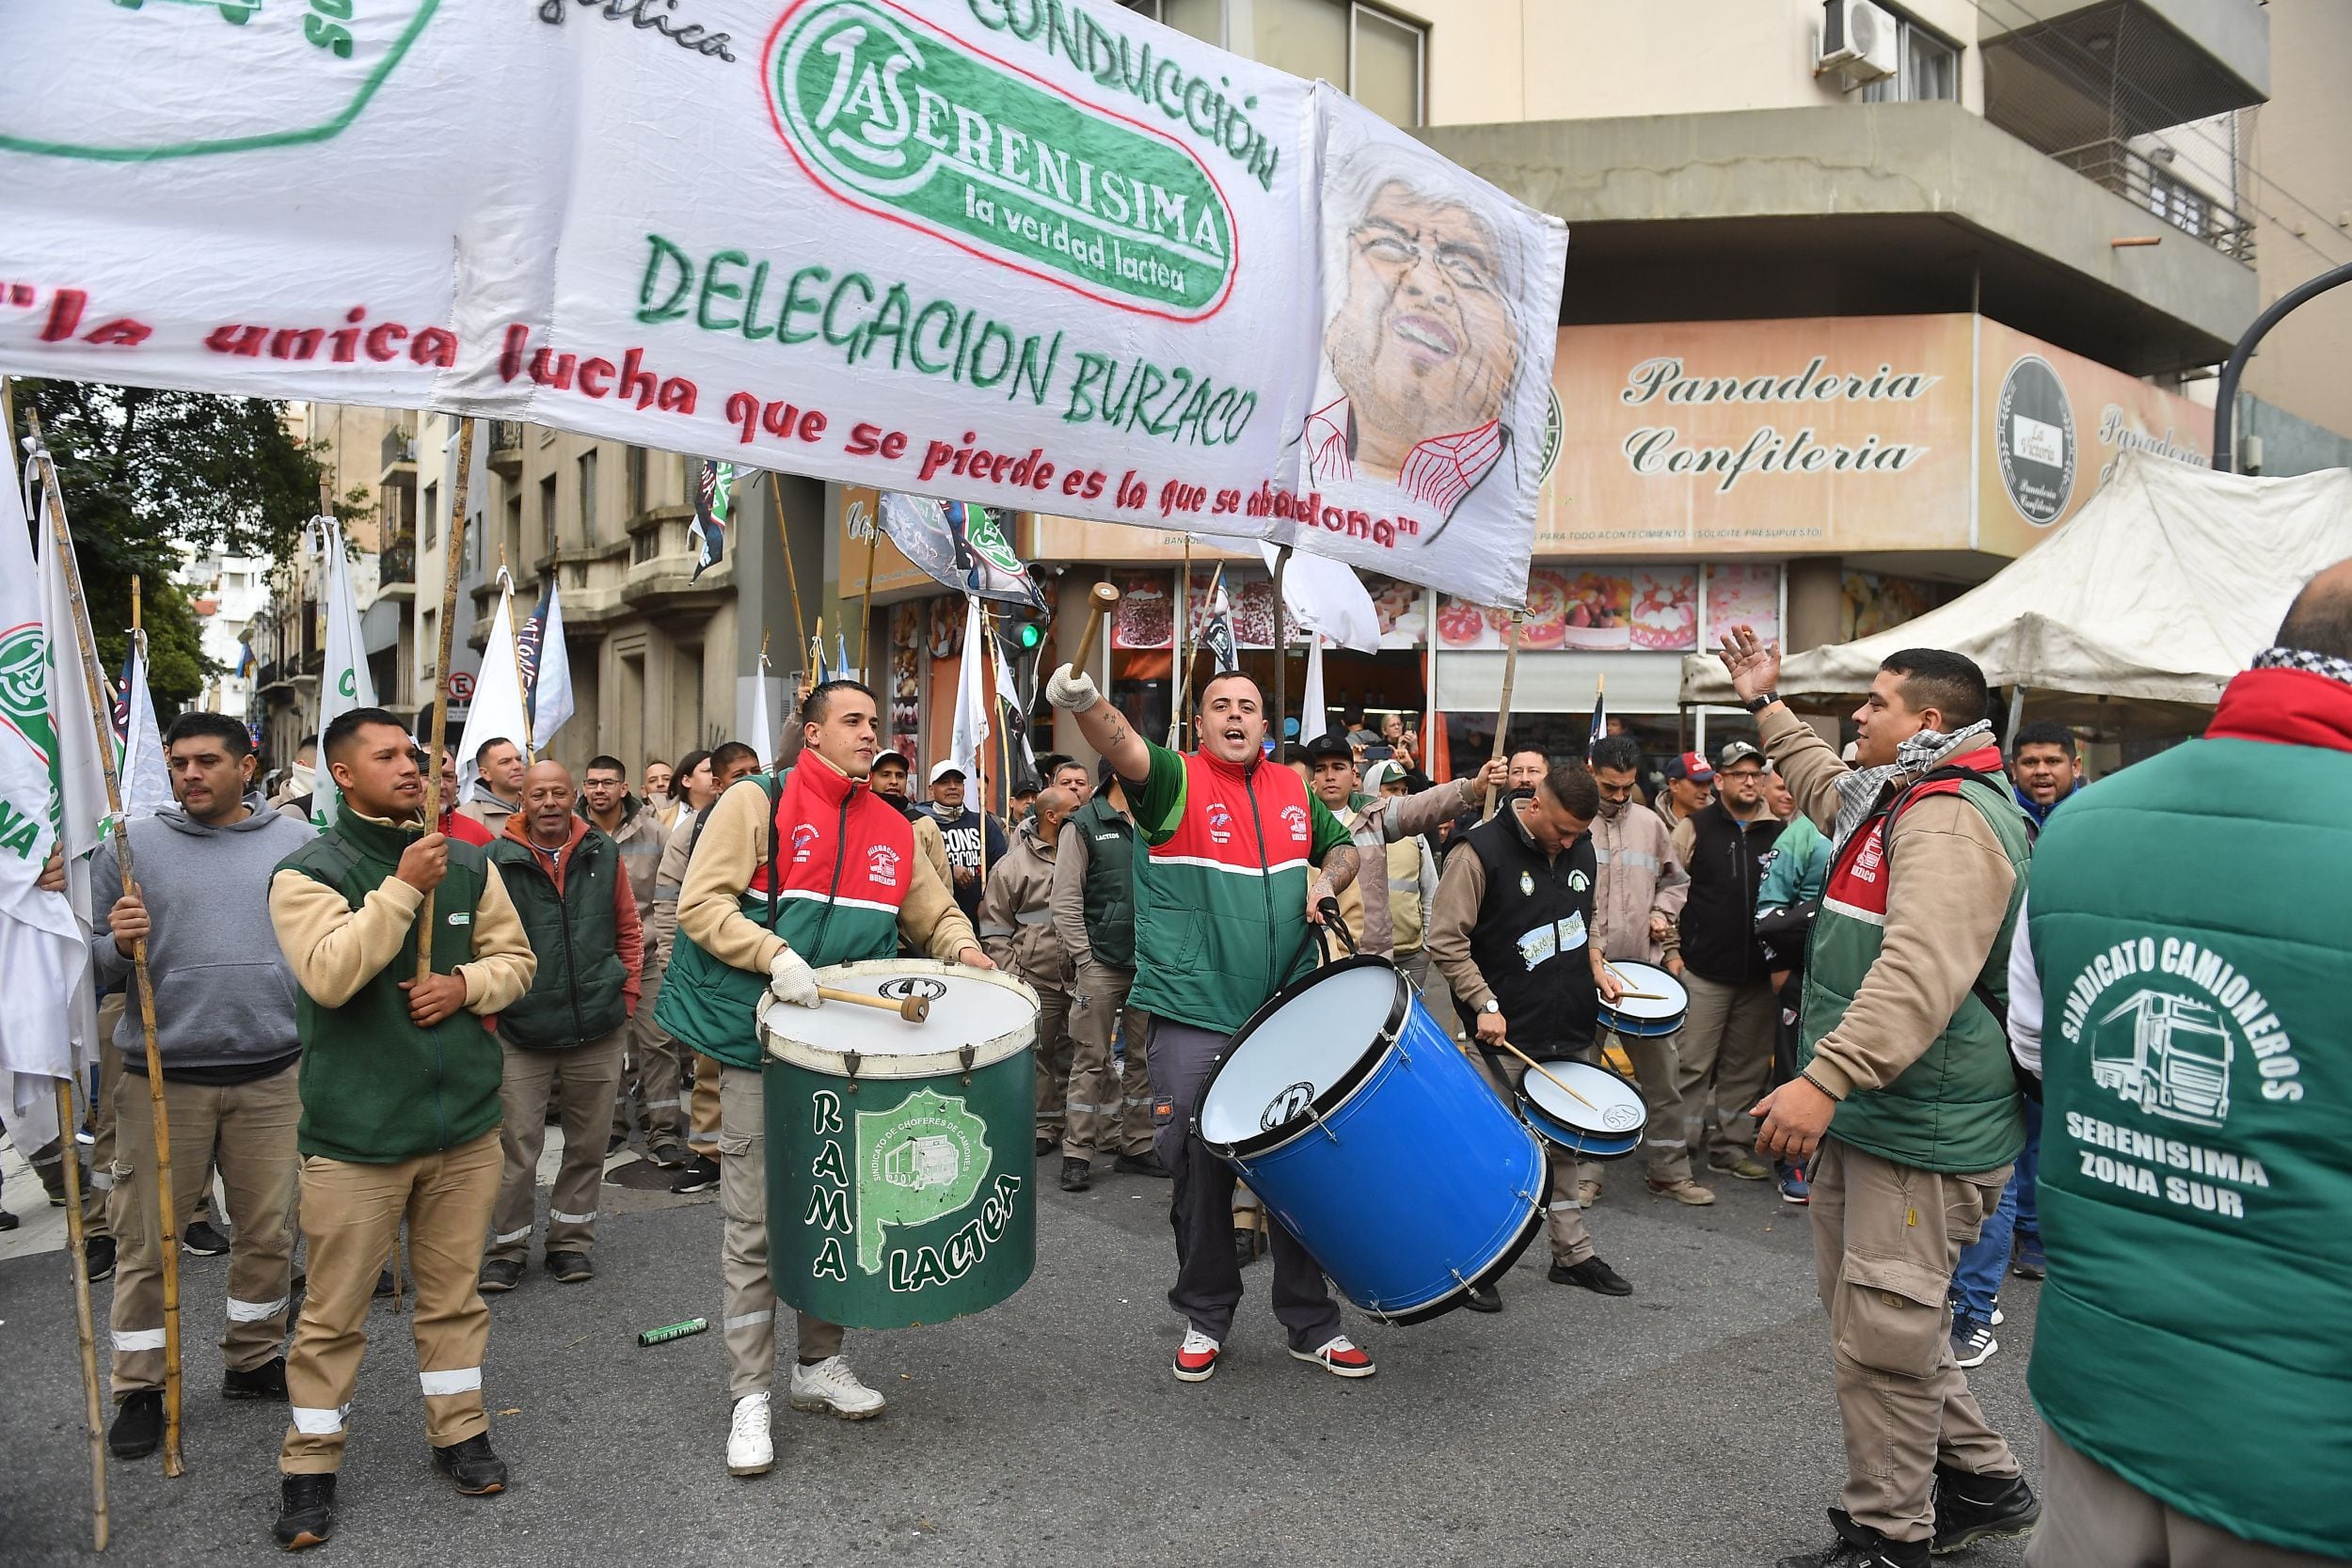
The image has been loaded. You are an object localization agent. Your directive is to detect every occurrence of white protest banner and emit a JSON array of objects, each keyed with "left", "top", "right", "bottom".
[{"left": 0, "top": 1, "right": 1565, "bottom": 608}]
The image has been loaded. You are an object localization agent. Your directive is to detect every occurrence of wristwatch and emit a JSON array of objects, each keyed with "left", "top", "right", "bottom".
[
  {"left": 1482, "top": 999, "right": 1502, "bottom": 1015},
  {"left": 1742, "top": 691, "right": 1780, "bottom": 714}
]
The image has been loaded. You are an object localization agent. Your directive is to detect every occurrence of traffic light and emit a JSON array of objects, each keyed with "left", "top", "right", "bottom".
[{"left": 993, "top": 603, "right": 1051, "bottom": 662}]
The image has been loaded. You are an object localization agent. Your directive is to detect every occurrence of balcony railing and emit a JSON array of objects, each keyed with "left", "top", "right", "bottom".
[
  {"left": 381, "top": 425, "right": 415, "bottom": 469},
  {"left": 2053, "top": 139, "right": 2255, "bottom": 264},
  {"left": 381, "top": 531, "right": 416, "bottom": 588}
]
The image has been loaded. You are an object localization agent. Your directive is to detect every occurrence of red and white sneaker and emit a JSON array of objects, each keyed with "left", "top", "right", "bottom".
[
  {"left": 1290, "top": 1335, "right": 1376, "bottom": 1378},
  {"left": 1172, "top": 1328, "right": 1221, "bottom": 1383}
]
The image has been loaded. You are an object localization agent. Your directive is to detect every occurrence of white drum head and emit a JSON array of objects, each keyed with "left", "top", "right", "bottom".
[
  {"left": 1199, "top": 964, "right": 1399, "bottom": 1148},
  {"left": 1523, "top": 1060, "right": 1646, "bottom": 1136},
  {"left": 1604, "top": 960, "right": 1689, "bottom": 1023},
  {"left": 760, "top": 959, "right": 1040, "bottom": 1079}
]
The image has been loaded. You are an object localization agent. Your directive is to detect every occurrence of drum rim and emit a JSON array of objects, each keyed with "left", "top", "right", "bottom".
[
  {"left": 1194, "top": 955, "right": 1406, "bottom": 1158},
  {"left": 758, "top": 958, "right": 1041, "bottom": 1078},
  {"left": 1596, "top": 959, "right": 1689, "bottom": 1024},
  {"left": 1515, "top": 1056, "right": 1648, "bottom": 1139},
  {"left": 1368, "top": 1199, "right": 1545, "bottom": 1325}
]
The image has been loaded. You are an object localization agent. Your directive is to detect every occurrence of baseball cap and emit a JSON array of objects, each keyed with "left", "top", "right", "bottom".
[
  {"left": 871, "top": 750, "right": 910, "bottom": 771},
  {"left": 1301, "top": 732, "right": 1355, "bottom": 767},
  {"left": 1361, "top": 760, "right": 1404, "bottom": 794},
  {"left": 1716, "top": 741, "right": 1765, "bottom": 770},
  {"left": 927, "top": 761, "right": 967, "bottom": 784},
  {"left": 1665, "top": 751, "right": 1715, "bottom": 783}
]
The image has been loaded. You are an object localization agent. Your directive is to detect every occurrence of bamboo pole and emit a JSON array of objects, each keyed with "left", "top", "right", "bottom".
[
  {"left": 56, "top": 1077, "right": 110, "bottom": 1549},
  {"left": 1168, "top": 539, "right": 1189, "bottom": 749},
  {"left": 1484, "top": 612, "right": 1523, "bottom": 821},
  {"left": 418, "top": 420, "right": 476, "bottom": 981},
  {"left": 1269, "top": 546, "right": 1292, "bottom": 759},
  {"left": 27, "top": 410, "right": 186, "bottom": 1479},
  {"left": 769, "top": 470, "right": 809, "bottom": 658},
  {"left": 856, "top": 522, "right": 879, "bottom": 681}
]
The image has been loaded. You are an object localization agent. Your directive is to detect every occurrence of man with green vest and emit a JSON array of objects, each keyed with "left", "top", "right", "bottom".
[
  {"left": 656, "top": 679, "right": 987, "bottom": 1481},
  {"left": 480, "top": 761, "right": 644, "bottom": 1291},
  {"left": 2008, "top": 564, "right": 2352, "bottom": 1567},
  {"left": 263, "top": 708, "right": 537, "bottom": 1551},
  {"left": 1049, "top": 661, "right": 1371, "bottom": 1386},
  {"left": 1049, "top": 761, "right": 1165, "bottom": 1186},
  {"left": 1714, "top": 636, "right": 2042, "bottom": 1568}
]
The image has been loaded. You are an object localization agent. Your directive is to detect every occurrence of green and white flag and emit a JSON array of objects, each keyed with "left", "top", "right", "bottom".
[
  {"left": 1, "top": 433, "right": 104, "bottom": 1146},
  {"left": 309, "top": 516, "right": 376, "bottom": 832}
]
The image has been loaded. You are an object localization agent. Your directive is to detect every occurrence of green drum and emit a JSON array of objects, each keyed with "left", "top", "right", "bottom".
[{"left": 758, "top": 959, "right": 1040, "bottom": 1330}]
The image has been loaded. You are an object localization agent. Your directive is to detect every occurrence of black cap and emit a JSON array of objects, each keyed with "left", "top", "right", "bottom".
[{"left": 1301, "top": 732, "right": 1355, "bottom": 767}]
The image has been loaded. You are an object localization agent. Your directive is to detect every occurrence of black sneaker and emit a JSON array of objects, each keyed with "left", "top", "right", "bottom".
[
  {"left": 273, "top": 1472, "right": 337, "bottom": 1551},
  {"left": 183, "top": 1217, "right": 230, "bottom": 1257},
  {"left": 649, "top": 1142, "right": 689, "bottom": 1170},
  {"left": 1034, "top": 1134, "right": 1056, "bottom": 1157},
  {"left": 606, "top": 1132, "right": 628, "bottom": 1155},
  {"left": 0, "top": 1210, "right": 18, "bottom": 1232},
  {"left": 1549, "top": 1256, "right": 1633, "bottom": 1296},
  {"left": 1113, "top": 1150, "right": 1172, "bottom": 1179},
  {"left": 1776, "top": 1508, "right": 1931, "bottom": 1568},
  {"left": 1232, "top": 1225, "right": 1264, "bottom": 1270},
  {"left": 1059, "top": 1157, "right": 1091, "bottom": 1194},
  {"left": 107, "top": 1390, "right": 163, "bottom": 1460},
  {"left": 669, "top": 1155, "right": 720, "bottom": 1196},
  {"left": 1464, "top": 1281, "right": 1503, "bottom": 1313},
  {"left": 1949, "top": 1317, "right": 1998, "bottom": 1370},
  {"left": 1931, "top": 1467, "right": 2040, "bottom": 1554},
  {"left": 224, "top": 1354, "right": 288, "bottom": 1401},
  {"left": 431, "top": 1433, "right": 509, "bottom": 1497},
  {"left": 85, "top": 1234, "right": 116, "bottom": 1281},
  {"left": 2010, "top": 1231, "right": 2046, "bottom": 1280},
  {"left": 545, "top": 1250, "right": 593, "bottom": 1284},
  {"left": 373, "top": 1265, "right": 395, "bottom": 1299},
  {"left": 477, "top": 1258, "right": 523, "bottom": 1294}
]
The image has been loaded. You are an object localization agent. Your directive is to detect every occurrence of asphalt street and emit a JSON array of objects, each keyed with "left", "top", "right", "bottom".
[{"left": 0, "top": 1141, "right": 2042, "bottom": 1567}]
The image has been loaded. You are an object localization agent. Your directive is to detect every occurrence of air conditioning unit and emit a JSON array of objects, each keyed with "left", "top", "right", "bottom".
[{"left": 1818, "top": 0, "right": 1899, "bottom": 87}]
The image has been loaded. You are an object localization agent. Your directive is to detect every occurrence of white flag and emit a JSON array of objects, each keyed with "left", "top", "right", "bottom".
[
  {"left": 948, "top": 595, "right": 990, "bottom": 790},
  {"left": 1259, "top": 542, "right": 1382, "bottom": 654},
  {"left": 118, "top": 631, "right": 172, "bottom": 822},
  {"left": 1299, "top": 634, "right": 1329, "bottom": 743},
  {"left": 520, "top": 577, "right": 574, "bottom": 748},
  {"left": 454, "top": 573, "right": 528, "bottom": 801},
  {"left": 989, "top": 627, "right": 1037, "bottom": 787},
  {"left": 746, "top": 655, "right": 780, "bottom": 774},
  {"left": 2, "top": 439, "right": 103, "bottom": 1144},
  {"left": 310, "top": 518, "right": 377, "bottom": 832}
]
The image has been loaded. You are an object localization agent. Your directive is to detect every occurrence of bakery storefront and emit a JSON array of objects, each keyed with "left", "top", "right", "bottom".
[{"left": 842, "top": 312, "right": 2210, "bottom": 783}]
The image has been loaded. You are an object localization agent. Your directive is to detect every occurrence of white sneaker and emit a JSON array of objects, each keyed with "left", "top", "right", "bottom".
[
  {"left": 788, "top": 1355, "right": 886, "bottom": 1419},
  {"left": 1173, "top": 1328, "right": 1222, "bottom": 1383},
  {"left": 1992, "top": 1305, "right": 2005, "bottom": 1326},
  {"left": 726, "top": 1391, "right": 773, "bottom": 1477}
]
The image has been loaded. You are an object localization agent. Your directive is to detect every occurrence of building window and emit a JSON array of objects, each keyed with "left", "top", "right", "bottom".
[
  {"left": 421, "top": 482, "right": 438, "bottom": 551},
  {"left": 626, "top": 445, "right": 647, "bottom": 517},
  {"left": 2148, "top": 168, "right": 2211, "bottom": 241},
  {"left": 1121, "top": 0, "right": 1422, "bottom": 125},
  {"left": 537, "top": 474, "right": 557, "bottom": 563},
  {"left": 579, "top": 451, "right": 599, "bottom": 546},
  {"left": 631, "top": 525, "right": 660, "bottom": 565},
  {"left": 1862, "top": 13, "right": 1960, "bottom": 104}
]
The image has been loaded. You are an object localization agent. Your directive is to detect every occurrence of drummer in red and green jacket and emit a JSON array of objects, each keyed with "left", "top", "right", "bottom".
[
  {"left": 655, "top": 679, "right": 988, "bottom": 1481},
  {"left": 1049, "top": 659, "right": 1374, "bottom": 1386}
]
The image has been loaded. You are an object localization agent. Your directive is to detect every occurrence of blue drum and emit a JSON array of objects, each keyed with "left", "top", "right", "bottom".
[{"left": 1196, "top": 958, "right": 1546, "bottom": 1324}]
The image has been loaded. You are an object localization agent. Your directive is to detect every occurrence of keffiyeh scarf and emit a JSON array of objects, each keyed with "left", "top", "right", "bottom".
[
  {"left": 2254, "top": 645, "right": 2352, "bottom": 689},
  {"left": 1830, "top": 720, "right": 1995, "bottom": 855}
]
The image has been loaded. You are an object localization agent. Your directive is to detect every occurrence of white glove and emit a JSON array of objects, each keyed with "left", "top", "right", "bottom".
[
  {"left": 768, "top": 947, "right": 819, "bottom": 1009},
  {"left": 1044, "top": 662, "right": 1100, "bottom": 711}
]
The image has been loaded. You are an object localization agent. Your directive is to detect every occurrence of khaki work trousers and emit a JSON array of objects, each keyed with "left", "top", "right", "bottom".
[
  {"left": 717, "top": 1066, "right": 842, "bottom": 1401},
  {"left": 490, "top": 1032, "right": 625, "bottom": 1265},
  {"left": 1675, "top": 972, "right": 1778, "bottom": 1170},
  {"left": 82, "top": 997, "right": 126, "bottom": 1241},
  {"left": 1062, "top": 962, "right": 1153, "bottom": 1160},
  {"left": 1026, "top": 981, "right": 1075, "bottom": 1144},
  {"left": 109, "top": 1062, "right": 301, "bottom": 1394},
  {"left": 2029, "top": 1422, "right": 2344, "bottom": 1568},
  {"left": 689, "top": 1050, "right": 723, "bottom": 1156},
  {"left": 613, "top": 947, "right": 691, "bottom": 1153},
  {"left": 279, "top": 1130, "right": 502, "bottom": 1474},
  {"left": 1599, "top": 1024, "right": 1692, "bottom": 1186},
  {"left": 1808, "top": 1137, "right": 2018, "bottom": 1544},
  {"left": 1473, "top": 1048, "right": 1596, "bottom": 1267}
]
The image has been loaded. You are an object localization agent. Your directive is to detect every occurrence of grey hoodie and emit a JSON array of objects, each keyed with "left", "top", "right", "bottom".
[{"left": 90, "top": 794, "right": 316, "bottom": 1073}]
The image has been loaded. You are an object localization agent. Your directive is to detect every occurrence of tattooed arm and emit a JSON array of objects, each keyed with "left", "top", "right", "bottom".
[{"left": 1069, "top": 688, "right": 1151, "bottom": 784}]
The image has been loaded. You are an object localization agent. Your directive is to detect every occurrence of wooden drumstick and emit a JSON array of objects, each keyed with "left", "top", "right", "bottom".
[
  {"left": 1065, "top": 580, "right": 1120, "bottom": 674},
  {"left": 1490, "top": 1035, "right": 1600, "bottom": 1113},
  {"left": 1601, "top": 960, "right": 1666, "bottom": 1002},
  {"left": 818, "top": 986, "right": 929, "bottom": 1023}
]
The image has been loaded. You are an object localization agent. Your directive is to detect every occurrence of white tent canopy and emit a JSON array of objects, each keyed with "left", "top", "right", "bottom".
[{"left": 1681, "top": 452, "right": 2352, "bottom": 709}]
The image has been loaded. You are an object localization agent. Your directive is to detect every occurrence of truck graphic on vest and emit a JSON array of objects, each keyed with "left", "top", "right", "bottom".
[{"left": 2090, "top": 990, "right": 2232, "bottom": 1129}]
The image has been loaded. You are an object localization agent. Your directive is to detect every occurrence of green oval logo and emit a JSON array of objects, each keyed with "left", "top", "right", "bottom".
[{"left": 764, "top": 0, "right": 1237, "bottom": 321}]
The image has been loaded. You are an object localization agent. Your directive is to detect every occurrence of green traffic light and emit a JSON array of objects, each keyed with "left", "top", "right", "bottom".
[{"left": 1015, "top": 623, "right": 1042, "bottom": 650}]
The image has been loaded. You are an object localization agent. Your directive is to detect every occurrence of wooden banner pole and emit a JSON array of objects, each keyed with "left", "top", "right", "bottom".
[
  {"left": 1484, "top": 612, "right": 1523, "bottom": 821},
  {"left": 418, "top": 420, "right": 476, "bottom": 980},
  {"left": 28, "top": 409, "right": 187, "bottom": 1479}
]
